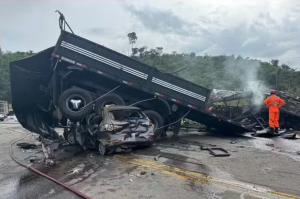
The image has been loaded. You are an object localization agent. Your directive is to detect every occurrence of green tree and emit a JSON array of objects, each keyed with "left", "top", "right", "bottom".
[
  {"left": 127, "top": 32, "right": 138, "bottom": 50},
  {"left": 0, "top": 47, "right": 34, "bottom": 102},
  {"left": 131, "top": 47, "right": 139, "bottom": 56}
]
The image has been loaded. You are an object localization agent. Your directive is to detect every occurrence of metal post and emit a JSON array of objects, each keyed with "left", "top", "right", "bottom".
[{"left": 276, "top": 70, "right": 278, "bottom": 90}]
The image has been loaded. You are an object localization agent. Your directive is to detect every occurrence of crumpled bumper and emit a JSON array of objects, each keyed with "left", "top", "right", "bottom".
[{"left": 99, "top": 130, "right": 154, "bottom": 147}]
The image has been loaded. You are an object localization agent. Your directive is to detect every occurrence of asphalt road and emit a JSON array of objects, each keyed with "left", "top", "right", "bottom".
[{"left": 1, "top": 122, "right": 300, "bottom": 199}]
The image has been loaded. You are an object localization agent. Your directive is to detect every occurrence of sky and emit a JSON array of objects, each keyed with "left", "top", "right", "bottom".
[{"left": 1, "top": 0, "right": 300, "bottom": 68}]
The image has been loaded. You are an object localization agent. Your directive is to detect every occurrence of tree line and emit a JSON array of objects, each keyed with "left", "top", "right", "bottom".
[
  {"left": 0, "top": 33, "right": 299, "bottom": 103},
  {"left": 127, "top": 32, "right": 300, "bottom": 96},
  {"left": 130, "top": 46, "right": 300, "bottom": 93},
  {"left": 0, "top": 48, "right": 35, "bottom": 102}
]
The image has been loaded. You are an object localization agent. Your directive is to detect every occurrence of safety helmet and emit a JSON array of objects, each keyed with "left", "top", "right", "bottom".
[{"left": 270, "top": 90, "right": 276, "bottom": 95}]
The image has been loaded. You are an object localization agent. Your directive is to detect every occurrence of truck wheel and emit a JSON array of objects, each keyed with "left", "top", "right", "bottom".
[
  {"left": 95, "top": 93, "right": 125, "bottom": 117},
  {"left": 143, "top": 110, "right": 164, "bottom": 138},
  {"left": 58, "top": 88, "right": 93, "bottom": 121}
]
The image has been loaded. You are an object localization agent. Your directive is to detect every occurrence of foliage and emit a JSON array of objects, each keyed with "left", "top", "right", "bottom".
[
  {"left": 0, "top": 47, "right": 34, "bottom": 102},
  {"left": 1, "top": 38, "right": 300, "bottom": 103},
  {"left": 127, "top": 32, "right": 138, "bottom": 50},
  {"left": 129, "top": 45, "right": 300, "bottom": 97}
]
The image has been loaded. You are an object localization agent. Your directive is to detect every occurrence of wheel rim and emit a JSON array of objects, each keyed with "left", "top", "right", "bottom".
[
  {"left": 66, "top": 94, "right": 87, "bottom": 112},
  {"left": 67, "top": 132, "right": 75, "bottom": 144},
  {"left": 98, "top": 142, "right": 106, "bottom": 155}
]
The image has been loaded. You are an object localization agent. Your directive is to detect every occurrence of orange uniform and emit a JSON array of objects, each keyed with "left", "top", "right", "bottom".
[{"left": 263, "top": 94, "right": 285, "bottom": 128}]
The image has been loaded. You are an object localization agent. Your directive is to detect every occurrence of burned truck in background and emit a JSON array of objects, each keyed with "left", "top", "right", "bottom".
[{"left": 206, "top": 89, "right": 300, "bottom": 132}]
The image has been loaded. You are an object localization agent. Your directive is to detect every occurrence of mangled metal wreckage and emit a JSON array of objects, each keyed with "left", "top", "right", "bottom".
[
  {"left": 9, "top": 14, "right": 300, "bottom": 164},
  {"left": 207, "top": 89, "right": 300, "bottom": 133},
  {"left": 69, "top": 106, "right": 155, "bottom": 155}
]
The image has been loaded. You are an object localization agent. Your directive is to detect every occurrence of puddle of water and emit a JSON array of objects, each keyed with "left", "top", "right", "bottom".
[{"left": 248, "top": 136, "right": 300, "bottom": 161}]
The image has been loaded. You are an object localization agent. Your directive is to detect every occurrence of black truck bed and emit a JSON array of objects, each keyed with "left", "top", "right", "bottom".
[{"left": 52, "top": 31, "right": 255, "bottom": 133}]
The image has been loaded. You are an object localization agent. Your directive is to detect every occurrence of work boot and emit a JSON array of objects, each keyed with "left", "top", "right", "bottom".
[
  {"left": 266, "top": 127, "right": 274, "bottom": 134},
  {"left": 274, "top": 127, "right": 279, "bottom": 134}
]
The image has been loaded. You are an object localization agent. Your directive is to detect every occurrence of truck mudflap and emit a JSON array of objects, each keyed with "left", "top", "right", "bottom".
[{"left": 9, "top": 47, "right": 60, "bottom": 139}]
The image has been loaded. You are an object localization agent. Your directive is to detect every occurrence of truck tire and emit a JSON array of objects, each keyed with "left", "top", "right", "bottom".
[
  {"left": 95, "top": 93, "right": 125, "bottom": 117},
  {"left": 143, "top": 110, "right": 164, "bottom": 138},
  {"left": 58, "top": 88, "right": 93, "bottom": 121}
]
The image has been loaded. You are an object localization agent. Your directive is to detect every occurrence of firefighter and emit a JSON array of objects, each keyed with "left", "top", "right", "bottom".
[{"left": 264, "top": 90, "right": 285, "bottom": 134}]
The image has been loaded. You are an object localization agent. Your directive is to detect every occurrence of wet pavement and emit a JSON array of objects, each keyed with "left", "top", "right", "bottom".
[{"left": 1, "top": 123, "right": 300, "bottom": 199}]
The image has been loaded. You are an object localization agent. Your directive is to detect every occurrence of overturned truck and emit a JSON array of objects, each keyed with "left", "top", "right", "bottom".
[{"left": 11, "top": 15, "right": 298, "bottom": 155}]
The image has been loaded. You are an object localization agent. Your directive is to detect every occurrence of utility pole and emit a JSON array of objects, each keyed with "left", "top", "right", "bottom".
[{"left": 276, "top": 70, "right": 278, "bottom": 90}]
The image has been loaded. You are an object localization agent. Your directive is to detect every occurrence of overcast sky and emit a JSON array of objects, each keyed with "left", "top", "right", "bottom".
[{"left": 1, "top": 0, "right": 300, "bottom": 67}]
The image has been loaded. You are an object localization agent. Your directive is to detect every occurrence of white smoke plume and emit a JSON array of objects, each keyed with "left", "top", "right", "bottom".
[{"left": 223, "top": 58, "right": 266, "bottom": 106}]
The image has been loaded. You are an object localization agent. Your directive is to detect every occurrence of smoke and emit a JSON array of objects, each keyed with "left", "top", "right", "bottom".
[
  {"left": 223, "top": 58, "right": 266, "bottom": 107},
  {"left": 169, "top": 54, "right": 268, "bottom": 108}
]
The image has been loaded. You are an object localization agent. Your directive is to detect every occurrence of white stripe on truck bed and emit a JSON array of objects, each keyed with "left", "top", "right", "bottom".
[
  {"left": 152, "top": 77, "right": 206, "bottom": 101},
  {"left": 60, "top": 41, "right": 206, "bottom": 102},
  {"left": 61, "top": 41, "right": 148, "bottom": 80}
]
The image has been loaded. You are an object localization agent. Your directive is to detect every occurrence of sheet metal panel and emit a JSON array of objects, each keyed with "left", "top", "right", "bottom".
[{"left": 53, "top": 31, "right": 211, "bottom": 109}]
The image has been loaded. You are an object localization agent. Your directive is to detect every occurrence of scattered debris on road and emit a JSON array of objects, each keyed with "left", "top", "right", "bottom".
[
  {"left": 230, "top": 141, "right": 237, "bottom": 144},
  {"left": 141, "top": 171, "right": 147, "bottom": 175},
  {"left": 179, "top": 140, "right": 188, "bottom": 144},
  {"left": 17, "top": 142, "right": 37, "bottom": 149},
  {"left": 154, "top": 154, "right": 161, "bottom": 161},
  {"left": 297, "top": 151, "right": 300, "bottom": 155},
  {"left": 29, "top": 157, "right": 42, "bottom": 163},
  {"left": 201, "top": 146, "right": 231, "bottom": 157},
  {"left": 270, "top": 147, "right": 282, "bottom": 152},
  {"left": 280, "top": 133, "right": 297, "bottom": 139},
  {"left": 265, "top": 143, "right": 275, "bottom": 147}
]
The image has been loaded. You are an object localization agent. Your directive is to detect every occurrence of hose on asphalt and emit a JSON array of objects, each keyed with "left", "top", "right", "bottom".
[{"left": 9, "top": 134, "right": 92, "bottom": 199}]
